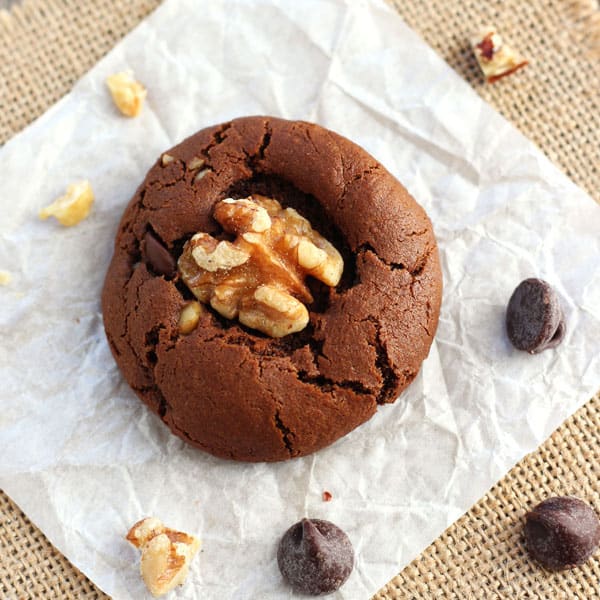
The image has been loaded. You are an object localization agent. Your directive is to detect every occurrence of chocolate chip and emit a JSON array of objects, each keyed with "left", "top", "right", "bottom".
[
  {"left": 506, "top": 278, "right": 566, "bottom": 353},
  {"left": 277, "top": 518, "right": 354, "bottom": 595},
  {"left": 524, "top": 496, "right": 600, "bottom": 570},
  {"left": 144, "top": 231, "right": 176, "bottom": 277},
  {"left": 541, "top": 318, "right": 566, "bottom": 350}
]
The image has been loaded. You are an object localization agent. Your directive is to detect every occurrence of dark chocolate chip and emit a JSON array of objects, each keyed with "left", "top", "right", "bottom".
[
  {"left": 506, "top": 278, "right": 565, "bottom": 353},
  {"left": 524, "top": 496, "right": 600, "bottom": 570},
  {"left": 539, "top": 314, "right": 566, "bottom": 351},
  {"left": 144, "top": 231, "right": 176, "bottom": 277},
  {"left": 277, "top": 518, "right": 354, "bottom": 595}
]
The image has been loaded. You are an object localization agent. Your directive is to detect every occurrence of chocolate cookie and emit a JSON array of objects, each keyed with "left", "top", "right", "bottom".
[
  {"left": 524, "top": 497, "right": 600, "bottom": 570},
  {"left": 277, "top": 518, "right": 354, "bottom": 595},
  {"left": 506, "top": 278, "right": 566, "bottom": 354},
  {"left": 102, "top": 116, "right": 442, "bottom": 461}
]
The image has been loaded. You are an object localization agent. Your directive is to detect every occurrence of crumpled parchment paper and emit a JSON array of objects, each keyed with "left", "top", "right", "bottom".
[{"left": 0, "top": 0, "right": 599, "bottom": 598}]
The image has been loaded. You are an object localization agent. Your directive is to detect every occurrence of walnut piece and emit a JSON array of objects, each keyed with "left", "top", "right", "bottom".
[
  {"left": 178, "top": 301, "right": 203, "bottom": 334},
  {"left": 471, "top": 26, "right": 528, "bottom": 83},
  {"left": 178, "top": 195, "right": 344, "bottom": 337},
  {"left": 0, "top": 271, "right": 12, "bottom": 286},
  {"left": 126, "top": 517, "right": 200, "bottom": 597},
  {"left": 190, "top": 233, "right": 251, "bottom": 273},
  {"left": 187, "top": 156, "right": 206, "bottom": 171},
  {"left": 194, "top": 168, "right": 212, "bottom": 182},
  {"left": 38, "top": 180, "right": 94, "bottom": 226},
  {"left": 106, "top": 71, "right": 147, "bottom": 117}
]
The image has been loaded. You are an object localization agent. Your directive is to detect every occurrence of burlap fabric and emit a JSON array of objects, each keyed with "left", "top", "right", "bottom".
[{"left": 0, "top": 0, "right": 598, "bottom": 598}]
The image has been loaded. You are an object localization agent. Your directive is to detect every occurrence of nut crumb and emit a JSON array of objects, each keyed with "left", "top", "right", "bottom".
[
  {"left": 161, "top": 153, "right": 175, "bottom": 166},
  {"left": 106, "top": 71, "right": 147, "bottom": 117},
  {"left": 194, "top": 168, "right": 212, "bottom": 183},
  {"left": 187, "top": 156, "right": 205, "bottom": 171},
  {"left": 0, "top": 271, "right": 12, "bottom": 286},
  {"left": 39, "top": 180, "right": 94, "bottom": 226},
  {"left": 178, "top": 301, "right": 203, "bottom": 334},
  {"left": 323, "top": 491, "right": 333, "bottom": 502},
  {"left": 471, "top": 26, "right": 528, "bottom": 83},
  {"left": 178, "top": 195, "right": 344, "bottom": 337},
  {"left": 126, "top": 517, "right": 200, "bottom": 597}
]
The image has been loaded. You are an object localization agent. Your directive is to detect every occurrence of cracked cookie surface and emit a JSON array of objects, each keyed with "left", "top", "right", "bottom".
[{"left": 101, "top": 116, "right": 442, "bottom": 462}]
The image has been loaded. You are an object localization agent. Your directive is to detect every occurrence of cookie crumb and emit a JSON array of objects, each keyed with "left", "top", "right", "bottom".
[
  {"left": 471, "top": 26, "right": 528, "bottom": 83},
  {"left": 39, "top": 180, "right": 94, "bottom": 226},
  {"left": 322, "top": 491, "right": 333, "bottom": 502},
  {"left": 106, "top": 71, "right": 147, "bottom": 117},
  {"left": 0, "top": 271, "right": 12, "bottom": 286},
  {"left": 126, "top": 517, "right": 200, "bottom": 597}
]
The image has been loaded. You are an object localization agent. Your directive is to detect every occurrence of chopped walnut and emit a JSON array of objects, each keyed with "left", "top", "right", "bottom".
[
  {"left": 190, "top": 233, "right": 251, "bottom": 273},
  {"left": 471, "top": 27, "right": 528, "bottom": 83},
  {"left": 178, "top": 195, "right": 343, "bottom": 337},
  {"left": 106, "top": 71, "right": 147, "bottom": 117},
  {"left": 39, "top": 180, "right": 94, "bottom": 226},
  {"left": 187, "top": 156, "right": 206, "bottom": 171},
  {"left": 238, "top": 284, "right": 309, "bottom": 338},
  {"left": 0, "top": 271, "right": 12, "bottom": 286},
  {"left": 194, "top": 168, "right": 212, "bottom": 183},
  {"left": 126, "top": 517, "right": 200, "bottom": 597},
  {"left": 178, "top": 301, "right": 203, "bottom": 334}
]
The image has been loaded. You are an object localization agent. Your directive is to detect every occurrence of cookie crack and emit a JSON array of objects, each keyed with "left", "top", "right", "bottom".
[
  {"left": 356, "top": 237, "right": 433, "bottom": 288},
  {"left": 334, "top": 139, "right": 380, "bottom": 210},
  {"left": 403, "top": 228, "right": 429, "bottom": 239},
  {"left": 357, "top": 242, "right": 405, "bottom": 271},
  {"left": 144, "top": 321, "right": 177, "bottom": 365},
  {"left": 296, "top": 338, "right": 375, "bottom": 396},
  {"left": 422, "top": 299, "right": 432, "bottom": 337},
  {"left": 119, "top": 274, "right": 146, "bottom": 367},
  {"left": 205, "top": 121, "right": 233, "bottom": 156},
  {"left": 119, "top": 271, "right": 178, "bottom": 419},
  {"left": 257, "top": 121, "right": 272, "bottom": 161},
  {"left": 274, "top": 409, "right": 294, "bottom": 456},
  {"left": 411, "top": 242, "right": 434, "bottom": 277},
  {"left": 254, "top": 359, "right": 296, "bottom": 457},
  {"left": 143, "top": 167, "right": 188, "bottom": 198},
  {"left": 303, "top": 124, "right": 321, "bottom": 157},
  {"left": 296, "top": 371, "right": 374, "bottom": 396},
  {"left": 352, "top": 163, "right": 381, "bottom": 182},
  {"left": 133, "top": 382, "right": 169, "bottom": 419},
  {"left": 362, "top": 315, "right": 400, "bottom": 404},
  {"left": 242, "top": 120, "right": 273, "bottom": 175}
]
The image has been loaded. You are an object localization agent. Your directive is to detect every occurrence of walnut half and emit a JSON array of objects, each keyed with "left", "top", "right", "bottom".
[
  {"left": 126, "top": 517, "right": 200, "bottom": 597},
  {"left": 178, "top": 195, "right": 344, "bottom": 337}
]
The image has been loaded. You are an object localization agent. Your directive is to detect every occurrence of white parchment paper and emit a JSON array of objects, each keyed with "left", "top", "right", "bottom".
[{"left": 1, "top": 0, "right": 599, "bottom": 597}]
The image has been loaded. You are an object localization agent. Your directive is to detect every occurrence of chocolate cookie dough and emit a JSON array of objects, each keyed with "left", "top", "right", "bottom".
[
  {"left": 506, "top": 278, "right": 566, "bottom": 354},
  {"left": 277, "top": 518, "right": 354, "bottom": 595},
  {"left": 102, "top": 116, "right": 442, "bottom": 461},
  {"left": 524, "top": 497, "right": 600, "bottom": 570}
]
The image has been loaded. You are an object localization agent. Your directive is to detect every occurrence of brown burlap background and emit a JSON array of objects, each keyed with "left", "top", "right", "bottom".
[{"left": 0, "top": 0, "right": 598, "bottom": 598}]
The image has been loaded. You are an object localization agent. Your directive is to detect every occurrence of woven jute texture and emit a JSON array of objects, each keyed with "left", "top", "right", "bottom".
[{"left": 0, "top": 0, "right": 598, "bottom": 598}]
